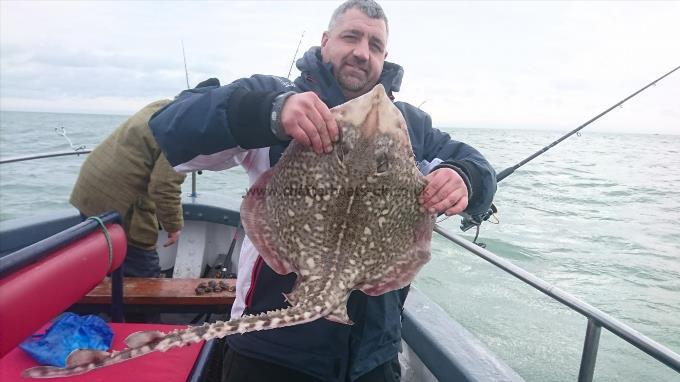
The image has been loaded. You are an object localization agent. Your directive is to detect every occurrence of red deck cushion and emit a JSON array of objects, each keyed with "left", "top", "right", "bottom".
[
  {"left": 0, "top": 223, "right": 127, "bottom": 357},
  {"left": 0, "top": 323, "right": 204, "bottom": 382}
]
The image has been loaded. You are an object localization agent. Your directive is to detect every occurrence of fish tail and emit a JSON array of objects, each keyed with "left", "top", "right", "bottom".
[{"left": 22, "top": 304, "right": 328, "bottom": 379}]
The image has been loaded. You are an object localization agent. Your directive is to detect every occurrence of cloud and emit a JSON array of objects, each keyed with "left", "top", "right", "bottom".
[
  {"left": 0, "top": 41, "right": 228, "bottom": 100},
  {"left": 1, "top": 1, "right": 679, "bottom": 134}
]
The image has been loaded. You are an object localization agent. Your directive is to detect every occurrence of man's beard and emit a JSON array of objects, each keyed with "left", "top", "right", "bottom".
[
  {"left": 337, "top": 65, "right": 370, "bottom": 93},
  {"left": 338, "top": 75, "right": 366, "bottom": 92}
]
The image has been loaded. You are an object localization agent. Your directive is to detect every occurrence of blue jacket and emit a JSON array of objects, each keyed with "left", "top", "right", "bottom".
[{"left": 150, "top": 47, "right": 497, "bottom": 381}]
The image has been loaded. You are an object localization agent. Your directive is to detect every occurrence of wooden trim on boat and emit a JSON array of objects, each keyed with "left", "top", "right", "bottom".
[{"left": 79, "top": 277, "right": 236, "bottom": 306}]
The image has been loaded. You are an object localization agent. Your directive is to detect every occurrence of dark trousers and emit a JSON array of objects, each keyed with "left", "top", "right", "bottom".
[
  {"left": 221, "top": 348, "right": 401, "bottom": 382},
  {"left": 120, "top": 245, "right": 162, "bottom": 323},
  {"left": 122, "top": 245, "right": 161, "bottom": 277}
]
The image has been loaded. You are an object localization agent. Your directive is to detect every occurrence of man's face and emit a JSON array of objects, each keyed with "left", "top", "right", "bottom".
[{"left": 320, "top": 8, "right": 388, "bottom": 99}]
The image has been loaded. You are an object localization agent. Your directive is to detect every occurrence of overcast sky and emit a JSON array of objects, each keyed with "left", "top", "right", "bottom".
[{"left": 1, "top": 1, "right": 679, "bottom": 134}]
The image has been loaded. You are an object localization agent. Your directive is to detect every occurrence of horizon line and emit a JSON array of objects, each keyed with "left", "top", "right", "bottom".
[{"left": 1, "top": 108, "right": 677, "bottom": 136}]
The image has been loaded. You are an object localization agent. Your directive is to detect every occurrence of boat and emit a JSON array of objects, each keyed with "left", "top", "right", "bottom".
[{"left": 1, "top": 152, "right": 679, "bottom": 382}]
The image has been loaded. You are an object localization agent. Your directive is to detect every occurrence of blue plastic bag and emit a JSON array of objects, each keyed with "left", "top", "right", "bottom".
[{"left": 19, "top": 312, "right": 113, "bottom": 367}]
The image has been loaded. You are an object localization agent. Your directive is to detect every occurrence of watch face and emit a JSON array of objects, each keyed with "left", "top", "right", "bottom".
[{"left": 271, "top": 93, "right": 294, "bottom": 140}]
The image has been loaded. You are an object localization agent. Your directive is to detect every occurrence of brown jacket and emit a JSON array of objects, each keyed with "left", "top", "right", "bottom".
[{"left": 70, "top": 100, "right": 186, "bottom": 250}]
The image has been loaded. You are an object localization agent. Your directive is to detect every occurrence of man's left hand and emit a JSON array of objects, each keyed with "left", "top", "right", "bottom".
[{"left": 419, "top": 168, "right": 468, "bottom": 216}]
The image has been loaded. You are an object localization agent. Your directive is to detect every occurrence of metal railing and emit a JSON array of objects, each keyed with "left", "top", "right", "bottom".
[{"left": 434, "top": 224, "right": 680, "bottom": 381}]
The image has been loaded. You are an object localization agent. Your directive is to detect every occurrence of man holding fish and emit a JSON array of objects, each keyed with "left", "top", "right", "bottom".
[{"left": 150, "top": 1, "right": 497, "bottom": 381}]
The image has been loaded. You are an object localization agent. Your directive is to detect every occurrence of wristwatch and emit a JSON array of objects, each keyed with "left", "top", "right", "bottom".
[{"left": 270, "top": 91, "right": 296, "bottom": 141}]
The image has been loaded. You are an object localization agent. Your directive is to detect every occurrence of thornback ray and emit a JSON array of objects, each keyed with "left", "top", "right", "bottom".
[{"left": 22, "top": 84, "right": 435, "bottom": 379}]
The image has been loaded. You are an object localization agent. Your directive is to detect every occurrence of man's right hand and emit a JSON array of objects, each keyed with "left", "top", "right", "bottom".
[
  {"left": 163, "top": 230, "right": 181, "bottom": 247},
  {"left": 280, "top": 92, "right": 339, "bottom": 154}
]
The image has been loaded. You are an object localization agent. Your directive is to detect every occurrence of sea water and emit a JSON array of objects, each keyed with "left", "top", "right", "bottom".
[{"left": 1, "top": 110, "right": 678, "bottom": 381}]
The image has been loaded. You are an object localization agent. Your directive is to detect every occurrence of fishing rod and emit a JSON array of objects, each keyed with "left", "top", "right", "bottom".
[
  {"left": 180, "top": 39, "right": 201, "bottom": 198},
  {"left": 181, "top": 39, "right": 191, "bottom": 89},
  {"left": 287, "top": 31, "right": 305, "bottom": 79},
  {"left": 460, "top": 64, "right": 680, "bottom": 233},
  {"left": 0, "top": 127, "right": 93, "bottom": 164},
  {"left": 495, "top": 65, "right": 679, "bottom": 182}
]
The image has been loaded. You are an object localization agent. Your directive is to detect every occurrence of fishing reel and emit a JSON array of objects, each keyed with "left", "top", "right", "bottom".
[
  {"left": 204, "top": 252, "right": 237, "bottom": 279},
  {"left": 457, "top": 203, "right": 498, "bottom": 248},
  {"left": 459, "top": 203, "right": 498, "bottom": 232}
]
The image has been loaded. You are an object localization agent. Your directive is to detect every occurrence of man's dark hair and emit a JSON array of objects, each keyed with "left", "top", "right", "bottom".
[{"left": 328, "top": 0, "right": 389, "bottom": 35}]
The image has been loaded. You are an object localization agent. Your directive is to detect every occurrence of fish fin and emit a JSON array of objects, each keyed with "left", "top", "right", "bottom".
[
  {"left": 283, "top": 292, "right": 297, "bottom": 305},
  {"left": 326, "top": 304, "right": 354, "bottom": 325},
  {"left": 65, "top": 349, "right": 111, "bottom": 368},
  {"left": 124, "top": 330, "right": 166, "bottom": 348},
  {"left": 241, "top": 168, "right": 297, "bottom": 275},
  {"left": 358, "top": 215, "right": 434, "bottom": 296}
]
